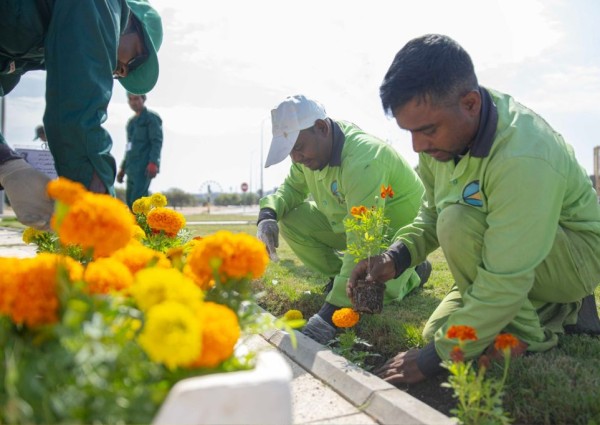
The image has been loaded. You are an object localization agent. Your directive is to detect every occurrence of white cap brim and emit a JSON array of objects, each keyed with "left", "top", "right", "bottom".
[{"left": 264, "top": 129, "right": 300, "bottom": 168}]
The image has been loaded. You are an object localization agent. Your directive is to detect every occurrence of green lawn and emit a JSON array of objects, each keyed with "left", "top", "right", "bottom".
[{"left": 190, "top": 217, "right": 600, "bottom": 424}]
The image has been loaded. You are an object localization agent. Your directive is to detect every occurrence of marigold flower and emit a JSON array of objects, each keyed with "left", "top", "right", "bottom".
[
  {"left": 132, "top": 197, "right": 151, "bottom": 215},
  {"left": 189, "top": 302, "right": 240, "bottom": 368},
  {"left": 83, "top": 257, "right": 134, "bottom": 294},
  {"left": 138, "top": 301, "right": 202, "bottom": 370},
  {"left": 57, "top": 192, "right": 134, "bottom": 258},
  {"left": 350, "top": 205, "right": 368, "bottom": 218},
  {"left": 494, "top": 333, "right": 520, "bottom": 352},
  {"left": 110, "top": 240, "right": 171, "bottom": 275},
  {"left": 450, "top": 346, "right": 465, "bottom": 363},
  {"left": 446, "top": 325, "right": 478, "bottom": 341},
  {"left": 147, "top": 207, "right": 186, "bottom": 236},
  {"left": 132, "top": 225, "right": 147, "bottom": 240},
  {"left": 283, "top": 309, "right": 304, "bottom": 321},
  {"left": 332, "top": 308, "right": 360, "bottom": 328},
  {"left": 130, "top": 268, "right": 203, "bottom": 313},
  {"left": 186, "top": 231, "right": 268, "bottom": 287},
  {"left": 22, "top": 227, "right": 44, "bottom": 244},
  {"left": 380, "top": 184, "right": 394, "bottom": 199},
  {"left": 47, "top": 177, "right": 86, "bottom": 205},
  {"left": 150, "top": 193, "right": 168, "bottom": 208}
]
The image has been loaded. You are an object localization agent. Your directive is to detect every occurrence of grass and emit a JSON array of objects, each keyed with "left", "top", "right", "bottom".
[{"left": 189, "top": 215, "right": 600, "bottom": 424}]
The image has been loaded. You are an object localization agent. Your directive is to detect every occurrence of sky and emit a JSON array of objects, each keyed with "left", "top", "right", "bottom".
[{"left": 2, "top": 0, "right": 600, "bottom": 195}]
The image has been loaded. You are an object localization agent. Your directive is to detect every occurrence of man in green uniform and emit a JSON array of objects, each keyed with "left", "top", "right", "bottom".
[
  {"left": 117, "top": 93, "right": 163, "bottom": 208},
  {"left": 349, "top": 34, "right": 600, "bottom": 383},
  {"left": 0, "top": 0, "right": 162, "bottom": 230},
  {"left": 257, "top": 94, "right": 431, "bottom": 344}
]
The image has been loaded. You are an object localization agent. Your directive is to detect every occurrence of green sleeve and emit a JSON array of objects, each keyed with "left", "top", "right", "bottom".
[
  {"left": 147, "top": 113, "right": 163, "bottom": 166},
  {"left": 259, "top": 164, "right": 309, "bottom": 218},
  {"left": 435, "top": 157, "right": 566, "bottom": 359}
]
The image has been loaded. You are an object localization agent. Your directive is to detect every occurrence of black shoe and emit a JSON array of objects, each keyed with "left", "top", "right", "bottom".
[
  {"left": 565, "top": 294, "right": 600, "bottom": 336},
  {"left": 323, "top": 277, "right": 334, "bottom": 294},
  {"left": 415, "top": 260, "right": 432, "bottom": 288}
]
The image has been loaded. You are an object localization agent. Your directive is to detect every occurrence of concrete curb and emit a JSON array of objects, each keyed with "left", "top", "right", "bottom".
[{"left": 262, "top": 328, "right": 455, "bottom": 425}]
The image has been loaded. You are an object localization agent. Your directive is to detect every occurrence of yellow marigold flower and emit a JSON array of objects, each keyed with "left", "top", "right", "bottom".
[
  {"left": 283, "top": 309, "right": 304, "bottom": 321},
  {"left": 147, "top": 207, "right": 186, "bottom": 236},
  {"left": 110, "top": 240, "right": 171, "bottom": 275},
  {"left": 130, "top": 268, "right": 203, "bottom": 313},
  {"left": 332, "top": 308, "right": 360, "bottom": 328},
  {"left": 47, "top": 177, "right": 86, "bottom": 205},
  {"left": 494, "top": 333, "right": 520, "bottom": 352},
  {"left": 190, "top": 302, "right": 240, "bottom": 368},
  {"left": 187, "top": 231, "right": 268, "bottom": 287},
  {"left": 83, "top": 257, "right": 134, "bottom": 294},
  {"left": 22, "top": 227, "right": 44, "bottom": 244},
  {"left": 183, "top": 264, "right": 215, "bottom": 291},
  {"left": 132, "top": 225, "right": 147, "bottom": 240},
  {"left": 447, "top": 325, "right": 478, "bottom": 341},
  {"left": 132, "top": 197, "right": 150, "bottom": 215},
  {"left": 8, "top": 254, "right": 82, "bottom": 327},
  {"left": 57, "top": 193, "right": 134, "bottom": 258},
  {"left": 150, "top": 193, "right": 168, "bottom": 208},
  {"left": 138, "top": 301, "right": 202, "bottom": 370}
]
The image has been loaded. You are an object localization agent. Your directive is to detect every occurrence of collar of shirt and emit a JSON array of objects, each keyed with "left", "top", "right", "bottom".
[
  {"left": 328, "top": 119, "right": 345, "bottom": 167},
  {"left": 469, "top": 86, "right": 499, "bottom": 158}
]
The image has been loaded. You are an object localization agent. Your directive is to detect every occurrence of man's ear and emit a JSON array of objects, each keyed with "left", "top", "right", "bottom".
[
  {"left": 314, "top": 118, "right": 329, "bottom": 136},
  {"left": 460, "top": 90, "right": 481, "bottom": 117}
]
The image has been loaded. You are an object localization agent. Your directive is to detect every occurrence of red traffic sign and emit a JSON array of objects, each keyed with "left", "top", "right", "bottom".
[{"left": 241, "top": 182, "right": 249, "bottom": 192}]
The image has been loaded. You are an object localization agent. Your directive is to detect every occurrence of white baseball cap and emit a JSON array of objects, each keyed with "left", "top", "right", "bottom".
[{"left": 264, "top": 95, "right": 327, "bottom": 168}]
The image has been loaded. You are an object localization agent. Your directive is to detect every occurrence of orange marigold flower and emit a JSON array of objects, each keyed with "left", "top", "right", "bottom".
[
  {"left": 446, "top": 325, "right": 478, "bottom": 341},
  {"left": 494, "top": 333, "right": 520, "bottom": 352},
  {"left": 450, "top": 346, "right": 465, "bottom": 363},
  {"left": 84, "top": 257, "right": 134, "bottom": 294},
  {"left": 0, "top": 258, "right": 25, "bottom": 316},
  {"left": 380, "top": 184, "right": 394, "bottom": 199},
  {"left": 350, "top": 205, "right": 368, "bottom": 218},
  {"left": 332, "top": 308, "right": 360, "bottom": 328},
  {"left": 57, "top": 193, "right": 134, "bottom": 258},
  {"left": 110, "top": 240, "right": 171, "bottom": 275},
  {"left": 147, "top": 207, "right": 186, "bottom": 236},
  {"left": 47, "top": 177, "right": 86, "bottom": 205},
  {"left": 189, "top": 302, "right": 240, "bottom": 369},
  {"left": 186, "top": 231, "right": 268, "bottom": 287}
]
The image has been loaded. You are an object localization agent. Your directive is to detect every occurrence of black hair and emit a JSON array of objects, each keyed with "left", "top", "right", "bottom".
[
  {"left": 127, "top": 93, "right": 147, "bottom": 101},
  {"left": 380, "top": 34, "right": 478, "bottom": 115}
]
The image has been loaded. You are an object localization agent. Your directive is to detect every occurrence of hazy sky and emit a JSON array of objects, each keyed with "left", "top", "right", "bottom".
[{"left": 3, "top": 0, "right": 599, "bottom": 195}]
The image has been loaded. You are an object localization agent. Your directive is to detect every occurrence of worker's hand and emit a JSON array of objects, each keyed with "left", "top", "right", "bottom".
[
  {"left": 0, "top": 159, "right": 54, "bottom": 231},
  {"left": 146, "top": 162, "right": 158, "bottom": 178},
  {"left": 257, "top": 219, "right": 279, "bottom": 261},
  {"left": 347, "top": 252, "right": 396, "bottom": 300},
  {"left": 116, "top": 169, "right": 125, "bottom": 183},
  {"left": 374, "top": 349, "right": 427, "bottom": 385}
]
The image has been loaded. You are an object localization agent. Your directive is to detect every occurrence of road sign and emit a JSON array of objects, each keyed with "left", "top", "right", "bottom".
[{"left": 241, "top": 182, "right": 249, "bottom": 192}]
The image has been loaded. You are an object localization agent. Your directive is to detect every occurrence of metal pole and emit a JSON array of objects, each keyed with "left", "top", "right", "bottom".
[{"left": 260, "top": 117, "right": 269, "bottom": 198}]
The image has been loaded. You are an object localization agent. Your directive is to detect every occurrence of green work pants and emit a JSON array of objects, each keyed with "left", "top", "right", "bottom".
[{"left": 279, "top": 202, "right": 421, "bottom": 308}]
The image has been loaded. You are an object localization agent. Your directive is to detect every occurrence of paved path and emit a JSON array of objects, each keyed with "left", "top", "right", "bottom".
[{"left": 0, "top": 226, "right": 452, "bottom": 425}]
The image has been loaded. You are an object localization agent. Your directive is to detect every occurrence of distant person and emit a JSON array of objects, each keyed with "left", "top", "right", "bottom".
[
  {"left": 257, "top": 94, "right": 431, "bottom": 344},
  {"left": 349, "top": 34, "right": 600, "bottom": 384},
  {"left": 117, "top": 93, "right": 163, "bottom": 208},
  {"left": 0, "top": 0, "right": 162, "bottom": 230},
  {"left": 33, "top": 125, "right": 47, "bottom": 143}
]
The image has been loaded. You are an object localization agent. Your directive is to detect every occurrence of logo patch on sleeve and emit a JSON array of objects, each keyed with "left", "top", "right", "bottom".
[{"left": 462, "top": 180, "right": 483, "bottom": 207}]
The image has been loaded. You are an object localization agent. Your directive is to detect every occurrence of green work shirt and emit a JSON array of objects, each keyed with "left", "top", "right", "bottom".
[
  {"left": 395, "top": 88, "right": 600, "bottom": 359},
  {"left": 0, "top": 0, "right": 129, "bottom": 193},
  {"left": 123, "top": 107, "right": 163, "bottom": 173},
  {"left": 260, "top": 119, "right": 424, "bottom": 278}
]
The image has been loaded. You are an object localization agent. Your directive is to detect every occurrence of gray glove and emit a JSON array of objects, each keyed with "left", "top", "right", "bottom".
[
  {"left": 257, "top": 218, "right": 279, "bottom": 261},
  {"left": 0, "top": 159, "right": 54, "bottom": 231}
]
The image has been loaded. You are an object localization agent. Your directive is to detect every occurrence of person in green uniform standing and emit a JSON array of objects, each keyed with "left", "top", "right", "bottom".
[
  {"left": 349, "top": 34, "right": 600, "bottom": 384},
  {"left": 0, "top": 0, "right": 162, "bottom": 230},
  {"left": 257, "top": 94, "right": 431, "bottom": 344},
  {"left": 117, "top": 93, "right": 163, "bottom": 208}
]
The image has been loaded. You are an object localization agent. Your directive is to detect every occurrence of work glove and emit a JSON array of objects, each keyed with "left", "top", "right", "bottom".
[
  {"left": 116, "top": 169, "right": 125, "bottom": 183},
  {"left": 146, "top": 162, "right": 158, "bottom": 178},
  {"left": 257, "top": 218, "right": 279, "bottom": 261},
  {"left": 0, "top": 159, "right": 54, "bottom": 231}
]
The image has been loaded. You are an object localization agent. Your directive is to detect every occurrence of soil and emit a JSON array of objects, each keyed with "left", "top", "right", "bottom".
[{"left": 351, "top": 280, "right": 386, "bottom": 314}]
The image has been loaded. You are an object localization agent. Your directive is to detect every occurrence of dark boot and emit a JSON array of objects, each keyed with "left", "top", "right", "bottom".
[{"left": 565, "top": 294, "right": 600, "bottom": 336}]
